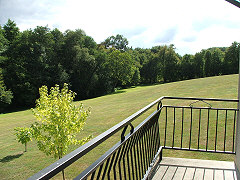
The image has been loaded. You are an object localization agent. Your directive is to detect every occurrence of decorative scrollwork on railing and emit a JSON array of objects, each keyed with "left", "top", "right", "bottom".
[
  {"left": 121, "top": 123, "right": 134, "bottom": 142},
  {"left": 189, "top": 100, "right": 212, "bottom": 108},
  {"left": 157, "top": 101, "right": 162, "bottom": 110}
]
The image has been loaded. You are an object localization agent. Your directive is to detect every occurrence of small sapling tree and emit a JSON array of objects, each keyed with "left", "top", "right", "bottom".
[
  {"left": 31, "top": 83, "right": 91, "bottom": 180},
  {"left": 14, "top": 127, "right": 32, "bottom": 152}
]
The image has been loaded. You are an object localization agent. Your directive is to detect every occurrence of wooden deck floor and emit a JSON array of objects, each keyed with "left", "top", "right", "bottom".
[{"left": 150, "top": 157, "right": 237, "bottom": 180}]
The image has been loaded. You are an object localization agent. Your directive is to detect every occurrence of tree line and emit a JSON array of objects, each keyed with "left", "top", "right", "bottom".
[{"left": 0, "top": 19, "right": 239, "bottom": 112}]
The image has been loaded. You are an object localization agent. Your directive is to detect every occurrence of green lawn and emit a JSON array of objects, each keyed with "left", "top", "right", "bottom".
[{"left": 0, "top": 74, "right": 238, "bottom": 179}]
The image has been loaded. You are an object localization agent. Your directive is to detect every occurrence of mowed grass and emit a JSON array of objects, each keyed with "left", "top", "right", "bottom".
[{"left": 0, "top": 74, "right": 238, "bottom": 179}]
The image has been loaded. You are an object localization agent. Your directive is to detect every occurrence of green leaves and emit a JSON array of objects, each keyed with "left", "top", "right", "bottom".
[
  {"left": 106, "top": 49, "right": 135, "bottom": 87},
  {"left": 14, "top": 127, "right": 32, "bottom": 152},
  {"left": 31, "top": 83, "right": 91, "bottom": 159},
  {"left": 0, "top": 68, "right": 13, "bottom": 112},
  {"left": 14, "top": 83, "right": 91, "bottom": 160},
  {"left": 103, "top": 34, "right": 129, "bottom": 51},
  {"left": 1, "top": 19, "right": 240, "bottom": 110},
  {"left": 3, "top": 19, "right": 19, "bottom": 43}
]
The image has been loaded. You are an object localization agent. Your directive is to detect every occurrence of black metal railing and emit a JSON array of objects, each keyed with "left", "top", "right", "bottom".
[
  {"left": 160, "top": 104, "right": 238, "bottom": 154},
  {"left": 76, "top": 110, "right": 162, "bottom": 180},
  {"left": 28, "top": 96, "right": 238, "bottom": 180}
]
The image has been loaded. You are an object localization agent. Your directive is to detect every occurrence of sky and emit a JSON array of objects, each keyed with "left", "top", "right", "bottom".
[{"left": 0, "top": 0, "right": 239, "bottom": 55}]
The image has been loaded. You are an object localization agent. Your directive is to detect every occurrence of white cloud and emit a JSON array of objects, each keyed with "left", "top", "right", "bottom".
[{"left": 0, "top": 0, "right": 240, "bottom": 55}]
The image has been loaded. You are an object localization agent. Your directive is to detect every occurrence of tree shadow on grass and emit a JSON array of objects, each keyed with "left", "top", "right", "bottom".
[{"left": 0, "top": 153, "right": 23, "bottom": 163}]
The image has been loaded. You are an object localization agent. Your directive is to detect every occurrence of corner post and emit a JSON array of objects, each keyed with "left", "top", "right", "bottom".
[{"left": 235, "top": 49, "right": 240, "bottom": 178}]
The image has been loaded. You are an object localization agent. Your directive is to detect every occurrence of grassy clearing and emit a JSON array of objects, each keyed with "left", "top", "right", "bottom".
[{"left": 0, "top": 74, "right": 238, "bottom": 179}]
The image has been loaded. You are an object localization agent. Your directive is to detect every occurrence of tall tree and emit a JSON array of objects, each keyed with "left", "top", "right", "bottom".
[
  {"left": 102, "top": 34, "right": 129, "bottom": 51},
  {"left": 180, "top": 54, "right": 195, "bottom": 80},
  {"left": 204, "top": 50, "right": 212, "bottom": 77},
  {"left": 105, "top": 49, "right": 134, "bottom": 88},
  {"left": 3, "top": 19, "right": 19, "bottom": 44},
  {"left": 159, "top": 45, "right": 179, "bottom": 83},
  {"left": 224, "top": 42, "right": 240, "bottom": 74},
  {"left": 60, "top": 29, "right": 98, "bottom": 99},
  {"left": 0, "top": 26, "right": 8, "bottom": 54},
  {"left": 211, "top": 48, "right": 223, "bottom": 76},
  {"left": 0, "top": 68, "right": 13, "bottom": 112},
  {"left": 3, "top": 26, "right": 63, "bottom": 106},
  {"left": 50, "top": 28, "right": 69, "bottom": 86},
  {"left": 193, "top": 51, "right": 204, "bottom": 78},
  {"left": 87, "top": 48, "right": 111, "bottom": 97}
]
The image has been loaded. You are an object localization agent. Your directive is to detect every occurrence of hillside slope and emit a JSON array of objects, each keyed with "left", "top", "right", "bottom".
[{"left": 0, "top": 74, "right": 238, "bottom": 179}]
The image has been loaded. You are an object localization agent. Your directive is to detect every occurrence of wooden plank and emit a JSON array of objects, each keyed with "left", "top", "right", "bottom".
[{"left": 151, "top": 158, "right": 236, "bottom": 180}]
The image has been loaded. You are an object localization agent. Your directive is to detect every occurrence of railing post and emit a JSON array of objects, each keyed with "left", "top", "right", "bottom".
[{"left": 235, "top": 49, "right": 240, "bottom": 178}]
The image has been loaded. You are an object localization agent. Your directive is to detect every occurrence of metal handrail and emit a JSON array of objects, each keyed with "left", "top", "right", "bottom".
[
  {"left": 28, "top": 96, "right": 239, "bottom": 180},
  {"left": 75, "top": 109, "right": 162, "bottom": 179}
]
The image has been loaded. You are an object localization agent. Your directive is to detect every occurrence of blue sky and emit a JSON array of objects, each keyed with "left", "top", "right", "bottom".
[{"left": 0, "top": 0, "right": 239, "bottom": 55}]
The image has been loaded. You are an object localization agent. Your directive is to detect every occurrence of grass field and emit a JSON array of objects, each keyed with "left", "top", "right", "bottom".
[{"left": 0, "top": 74, "right": 238, "bottom": 179}]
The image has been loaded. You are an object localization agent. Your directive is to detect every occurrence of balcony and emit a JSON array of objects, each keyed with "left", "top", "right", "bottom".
[
  {"left": 28, "top": 96, "right": 239, "bottom": 180},
  {"left": 151, "top": 157, "right": 236, "bottom": 180}
]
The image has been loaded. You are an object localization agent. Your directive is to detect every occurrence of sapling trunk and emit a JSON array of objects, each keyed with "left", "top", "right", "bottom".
[
  {"left": 62, "top": 169, "right": 65, "bottom": 180},
  {"left": 25, "top": 143, "right": 27, "bottom": 152},
  {"left": 59, "top": 155, "right": 65, "bottom": 180}
]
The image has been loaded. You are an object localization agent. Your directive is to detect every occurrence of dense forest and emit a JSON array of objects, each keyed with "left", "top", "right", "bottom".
[{"left": 0, "top": 19, "right": 240, "bottom": 112}]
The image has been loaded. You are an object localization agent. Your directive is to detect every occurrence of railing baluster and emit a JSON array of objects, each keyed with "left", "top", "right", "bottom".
[
  {"left": 149, "top": 121, "right": 155, "bottom": 163},
  {"left": 142, "top": 131, "right": 148, "bottom": 175},
  {"left": 181, "top": 108, "right": 184, "bottom": 149},
  {"left": 126, "top": 134, "right": 135, "bottom": 180},
  {"left": 215, "top": 110, "right": 219, "bottom": 151},
  {"left": 101, "top": 157, "right": 110, "bottom": 180},
  {"left": 142, "top": 128, "right": 148, "bottom": 173},
  {"left": 142, "top": 127, "right": 149, "bottom": 174},
  {"left": 148, "top": 124, "right": 154, "bottom": 174},
  {"left": 151, "top": 116, "right": 159, "bottom": 161},
  {"left": 121, "top": 138, "right": 132, "bottom": 180},
  {"left": 152, "top": 121, "right": 158, "bottom": 156},
  {"left": 224, "top": 110, "right": 228, "bottom": 152},
  {"left": 118, "top": 142, "right": 128, "bottom": 180},
  {"left": 172, "top": 107, "right": 176, "bottom": 147},
  {"left": 197, "top": 109, "right": 201, "bottom": 149},
  {"left": 206, "top": 108, "right": 210, "bottom": 151},
  {"left": 132, "top": 130, "right": 141, "bottom": 180},
  {"left": 113, "top": 146, "right": 123, "bottom": 180},
  {"left": 164, "top": 107, "right": 168, "bottom": 147},
  {"left": 138, "top": 130, "right": 144, "bottom": 178},
  {"left": 146, "top": 123, "right": 152, "bottom": 168},
  {"left": 153, "top": 119, "right": 160, "bottom": 157},
  {"left": 135, "top": 130, "right": 142, "bottom": 179},
  {"left": 189, "top": 107, "right": 193, "bottom": 149},
  {"left": 233, "top": 110, "right": 236, "bottom": 153},
  {"left": 158, "top": 111, "right": 161, "bottom": 147},
  {"left": 96, "top": 164, "right": 104, "bottom": 180},
  {"left": 107, "top": 152, "right": 116, "bottom": 180},
  {"left": 145, "top": 123, "right": 151, "bottom": 170},
  {"left": 130, "top": 134, "right": 138, "bottom": 180},
  {"left": 156, "top": 118, "right": 161, "bottom": 152},
  {"left": 90, "top": 170, "right": 96, "bottom": 180}
]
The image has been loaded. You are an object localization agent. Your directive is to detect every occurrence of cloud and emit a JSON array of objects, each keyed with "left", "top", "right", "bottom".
[
  {"left": 182, "top": 35, "right": 197, "bottom": 43},
  {"left": 193, "top": 17, "right": 240, "bottom": 32},
  {"left": 154, "top": 27, "right": 178, "bottom": 44},
  {"left": 0, "top": 0, "right": 240, "bottom": 55},
  {"left": 0, "top": 0, "right": 64, "bottom": 28},
  {"left": 114, "top": 26, "right": 147, "bottom": 39}
]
